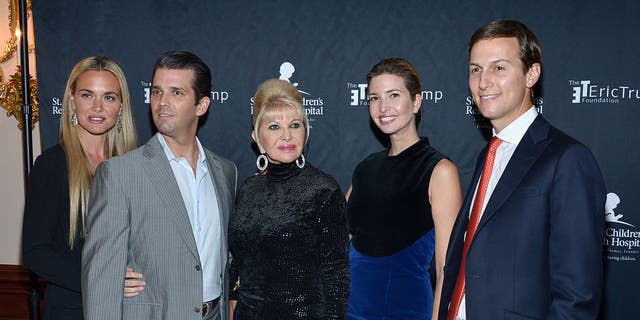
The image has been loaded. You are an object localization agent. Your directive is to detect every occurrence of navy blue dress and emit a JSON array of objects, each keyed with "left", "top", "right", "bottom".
[{"left": 347, "top": 138, "right": 445, "bottom": 319}]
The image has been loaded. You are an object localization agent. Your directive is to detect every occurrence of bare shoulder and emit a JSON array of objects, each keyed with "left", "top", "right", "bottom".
[
  {"left": 432, "top": 158, "right": 460, "bottom": 182},
  {"left": 429, "top": 158, "right": 462, "bottom": 203}
]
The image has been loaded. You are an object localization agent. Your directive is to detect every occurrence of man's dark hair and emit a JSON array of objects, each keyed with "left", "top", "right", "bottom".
[
  {"left": 469, "top": 19, "right": 542, "bottom": 73},
  {"left": 152, "top": 51, "right": 212, "bottom": 104}
]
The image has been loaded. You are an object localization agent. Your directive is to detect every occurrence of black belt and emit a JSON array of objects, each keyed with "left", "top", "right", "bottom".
[{"left": 202, "top": 297, "right": 220, "bottom": 317}]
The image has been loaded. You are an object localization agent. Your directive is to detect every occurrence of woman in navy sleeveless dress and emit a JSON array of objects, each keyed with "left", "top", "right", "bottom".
[{"left": 346, "top": 58, "right": 462, "bottom": 319}]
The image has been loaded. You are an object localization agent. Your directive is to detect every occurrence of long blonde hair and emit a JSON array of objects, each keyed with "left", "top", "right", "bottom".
[{"left": 59, "top": 56, "right": 138, "bottom": 248}]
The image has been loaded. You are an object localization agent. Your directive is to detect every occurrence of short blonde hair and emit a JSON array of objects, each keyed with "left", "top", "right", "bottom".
[{"left": 252, "top": 79, "right": 309, "bottom": 143}]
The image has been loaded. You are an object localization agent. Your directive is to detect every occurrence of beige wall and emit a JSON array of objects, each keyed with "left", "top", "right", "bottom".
[
  {"left": 0, "top": 114, "right": 41, "bottom": 265},
  {"left": 0, "top": 1, "right": 40, "bottom": 265}
]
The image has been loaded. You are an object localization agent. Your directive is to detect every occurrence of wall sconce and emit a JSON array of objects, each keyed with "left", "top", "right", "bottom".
[{"left": 0, "top": 0, "right": 38, "bottom": 131}]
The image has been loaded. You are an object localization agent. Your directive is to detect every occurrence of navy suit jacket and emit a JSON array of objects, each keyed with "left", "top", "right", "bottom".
[{"left": 438, "top": 115, "right": 605, "bottom": 320}]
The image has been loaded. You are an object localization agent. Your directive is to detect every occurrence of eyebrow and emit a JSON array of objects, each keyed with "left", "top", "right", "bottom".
[
  {"left": 150, "top": 85, "right": 186, "bottom": 91},
  {"left": 370, "top": 88, "right": 401, "bottom": 95},
  {"left": 266, "top": 116, "right": 303, "bottom": 122},
  {"left": 264, "top": 111, "right": 303, "bottom": 123},
  {"left": 77, "top": 88, "right": 120, "bottom": 97},
  {"left": 469, "top": 58, "right": 511, "bottom": 66}
]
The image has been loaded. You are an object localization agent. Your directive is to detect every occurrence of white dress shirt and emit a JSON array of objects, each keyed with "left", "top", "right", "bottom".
[
  {"left": 456, "top": 107, "right": 539, "bottom": 320},
  {"left": 157, "top": 134, "right": 222, "bottom": 302}
]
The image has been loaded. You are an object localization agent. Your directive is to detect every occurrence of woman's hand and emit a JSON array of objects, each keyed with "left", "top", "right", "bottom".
[{"left": 124, "top": 266, "right": 145, "bottom": 298}]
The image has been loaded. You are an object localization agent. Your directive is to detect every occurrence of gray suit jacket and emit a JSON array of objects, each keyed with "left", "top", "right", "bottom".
[{"left": 82, "top": 134, "right": 237, "bottom": 320}]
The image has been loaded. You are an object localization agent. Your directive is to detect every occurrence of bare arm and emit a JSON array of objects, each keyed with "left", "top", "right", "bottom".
[{"left": 428, "top": 159, "right": 462, "bottom": 320}]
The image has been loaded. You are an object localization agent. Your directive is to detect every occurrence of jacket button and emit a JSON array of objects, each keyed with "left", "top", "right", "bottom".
[{"left": 195, "top": 264, "right": 201, "bottom": 271}]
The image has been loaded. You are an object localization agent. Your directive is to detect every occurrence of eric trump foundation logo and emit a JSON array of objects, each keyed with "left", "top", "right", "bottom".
[
  {"left": 348, "top": 82, "right": 444, "bottom": 107},
  {"left": 140, "top": 81, "right": 230, "bottom": 105},
  {"left": 570, "top": 80, "right": 640, "bottom": 104}
]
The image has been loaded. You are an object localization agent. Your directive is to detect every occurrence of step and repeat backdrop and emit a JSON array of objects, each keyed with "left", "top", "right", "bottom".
[{"left": 32, "top": 1, "right": 638, "bottom": 318}]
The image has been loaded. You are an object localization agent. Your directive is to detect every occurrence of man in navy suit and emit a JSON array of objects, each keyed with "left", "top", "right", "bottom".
[{"left": 439, "top": 19, "right": 605, "bottom": 320}]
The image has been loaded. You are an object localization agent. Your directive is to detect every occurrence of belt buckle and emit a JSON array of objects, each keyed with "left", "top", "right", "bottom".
[
  {"left": 202, "top": 301, "right": 211, "bottom": 317},
  {"left": 202, "top": 297, "right": 220, "bottom": 317}
]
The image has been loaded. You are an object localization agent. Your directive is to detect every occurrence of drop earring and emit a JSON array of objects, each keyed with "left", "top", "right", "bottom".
[{"left": 71, "top": 111, "right": 78, "bottom": 127}]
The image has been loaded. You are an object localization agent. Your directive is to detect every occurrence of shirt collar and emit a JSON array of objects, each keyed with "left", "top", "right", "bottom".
[
  {"left": 493, "top": 107, "right": 539, "bottom": 145},
  {"left": 156, "top": 134, "right": 206, "bottom": 165}
]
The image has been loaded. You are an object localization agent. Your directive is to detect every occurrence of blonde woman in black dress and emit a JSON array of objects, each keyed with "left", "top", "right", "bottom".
[{"left": 22, "top": 56, "right": 138, "bottom": 319}]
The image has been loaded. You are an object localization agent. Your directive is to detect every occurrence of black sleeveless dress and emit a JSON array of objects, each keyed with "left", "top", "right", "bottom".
[{"left": 347, "top": 138, "right": 445, "bottom": 319}]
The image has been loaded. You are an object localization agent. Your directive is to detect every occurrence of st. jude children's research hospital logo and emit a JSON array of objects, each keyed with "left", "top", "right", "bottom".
[
  {"left": 570, "top": 79, "right": 640, "bottom": 104},
  {"left": 604, "top": 192, "right": 640, "bottom": 262},
  {"left": 250, "top": 61, "right": 325, "bottom": 124},
  {"left": 465, "top": 96, "right": 544, "bottom": 129}
]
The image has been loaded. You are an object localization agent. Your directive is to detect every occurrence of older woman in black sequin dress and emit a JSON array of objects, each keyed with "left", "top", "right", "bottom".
[{"left": 228, "top": 79, "right": 350, "bottom": 319}]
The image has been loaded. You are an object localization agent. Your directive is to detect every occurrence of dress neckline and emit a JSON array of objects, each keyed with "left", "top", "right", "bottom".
[
  {"left": 266, "top": 161, "right": 304, "bottom": 181},
  {"left": 386, "top": 137, "right": 429, "bottom": 160}
]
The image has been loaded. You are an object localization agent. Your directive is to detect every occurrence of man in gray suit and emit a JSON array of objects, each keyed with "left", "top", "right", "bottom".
[{"left": 82, "top": 51, "right": 237, "bottom": 320}]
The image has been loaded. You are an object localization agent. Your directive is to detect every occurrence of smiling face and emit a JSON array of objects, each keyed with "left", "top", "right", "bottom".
[
  {"left": 150, "top": 68, "right": 209, "bottom": 142},
  {"left": 70, "top": 70, "right": 122, "bottom": 140},
  {"left": 368, "top": 73, "right": 421, "bottom": 138},
  {"left": 252, "top": 105, "right": 305, "bottom": 164},
  {"left": 469, "top": 37, "right": 540, "bottom": 132}
]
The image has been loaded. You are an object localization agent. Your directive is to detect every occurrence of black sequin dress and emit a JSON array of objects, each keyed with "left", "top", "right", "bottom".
[{"left": 229, "top": 162, "right": 350, "bottom": 320}]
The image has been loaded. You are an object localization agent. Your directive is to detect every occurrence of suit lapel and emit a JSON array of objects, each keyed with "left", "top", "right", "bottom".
[
  {"left": 142, "top": 135, "right": 200, "bottom": 261},
  {"left": 475, "top": 116, "right": 552, "bottom": 234},
  {"left": 444, "top": 150, "right": 484, "bottom": 272},
  {"left": 205, "top": 151, "right": 230, "bottom": 230},
  {"left": 453, "top": 154, "right": 484, "bottom": 246},
  {"left": 204, "top": 149, "right": 230, "bottom": 264}
]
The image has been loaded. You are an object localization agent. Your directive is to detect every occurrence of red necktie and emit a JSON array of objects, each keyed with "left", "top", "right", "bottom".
[{"left": 447, "top": 137, "right": 502, "bottom": 320}]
